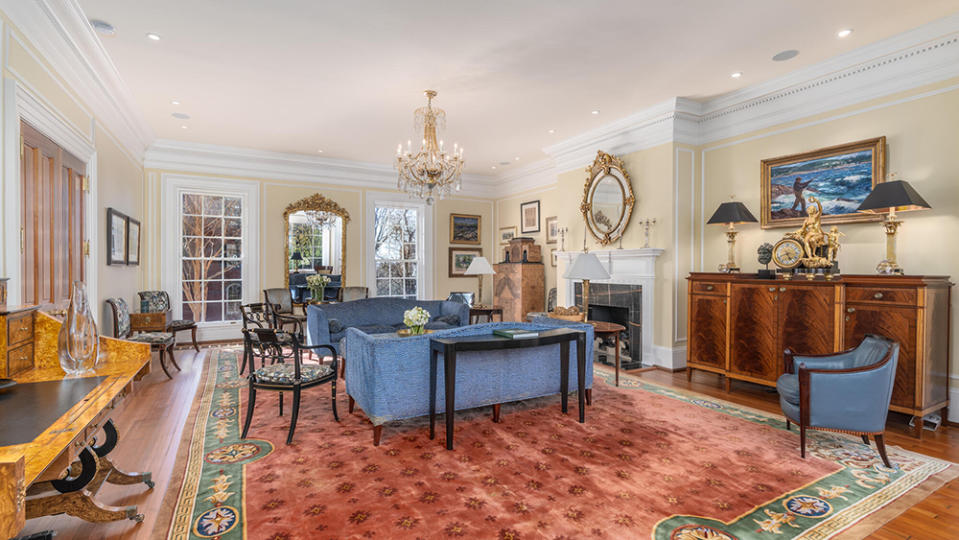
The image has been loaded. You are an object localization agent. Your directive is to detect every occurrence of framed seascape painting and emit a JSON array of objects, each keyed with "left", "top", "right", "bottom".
[
  {"left": 106, "top": 208, "right": 127, "bottom": 265},
  {"left": 449, "top": 247, "right": 482, "bottom": 278},
  {"left": 499, "top": 226, "right": 517, "bottom": 245},
  {"left": 126, "top": 217, "right": 141, "bottom": 265},
  {"left": 545, "top": 216, "right": 559, "bottom": 244},
  {"left": 520, "top": 200, "right": 540, "bottom": 233},
  {"left": 449, "top": 213, "right": 481, "bottom": 244},
  {"left": 760, "top": 137, "right": 886, "bottom": 229}
]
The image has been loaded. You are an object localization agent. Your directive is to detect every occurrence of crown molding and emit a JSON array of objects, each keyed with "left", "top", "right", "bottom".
[
  {"left": 0, "top": 0, "right": 154, "bottom": 160},
  {"left": 144, "top": 139, "right": 500, "bottom": 198},
  {"left": 496, "top": 158, "right": 558, "bottom": 197}
]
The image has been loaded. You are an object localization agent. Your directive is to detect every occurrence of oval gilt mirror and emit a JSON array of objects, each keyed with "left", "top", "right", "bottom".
[{"left": 581, "top": 151, "right": 635, "bottom": 245}]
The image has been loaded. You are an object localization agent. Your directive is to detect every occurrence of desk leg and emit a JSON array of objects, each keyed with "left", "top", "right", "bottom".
[
  {"left": 429, "top": 348, "right": 438, "bottom": 440},
  {"left": 444, "top": 346, "right": 457, "bottom": 451},
  {"left": 559, "top": 341, "right": 569, "bottom": 415},
  {"left": 577, "top": 334, "right": 586, "bottom": 423}
]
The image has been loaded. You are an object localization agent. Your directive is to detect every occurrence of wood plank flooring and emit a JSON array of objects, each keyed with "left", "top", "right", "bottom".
[{"left": 16, "top": 350, "right": 958, "bottom": 539}]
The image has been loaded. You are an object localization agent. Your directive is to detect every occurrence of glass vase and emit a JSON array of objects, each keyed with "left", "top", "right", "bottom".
[
  {"left": 408, "top": 325, "right": 425, "bottom": 335},
  {"left": 58, "top": 281, "right": 99, "bottom": 376}
]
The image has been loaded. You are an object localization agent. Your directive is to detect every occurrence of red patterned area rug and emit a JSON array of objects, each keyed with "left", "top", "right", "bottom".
[{"left": 156, "top": 347, "right": 956, "bottom": 539}]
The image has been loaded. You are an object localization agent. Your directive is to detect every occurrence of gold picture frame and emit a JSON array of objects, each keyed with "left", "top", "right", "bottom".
[
  {"left": 499, "top": 226, "right": 517, "bottom": 245},
  {"left": 449, "top": 213, "right": 481, "bottom": 245},
  {"left": 449, "top": 247, "right": 482, "bottom": 277},
  {"left": 283, "top": 193, "right": 351, "bottom": 288},
  {"left": 760, "top": 137, "right": 886, "bottom": 229}
]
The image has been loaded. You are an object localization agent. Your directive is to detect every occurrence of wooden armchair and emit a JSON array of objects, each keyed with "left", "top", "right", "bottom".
[
  {"left": 136, "top": 290, "right": 200, "bottom": 352},
  {"left": 106, "top": 298, "right": 178, "bottom": 378}
]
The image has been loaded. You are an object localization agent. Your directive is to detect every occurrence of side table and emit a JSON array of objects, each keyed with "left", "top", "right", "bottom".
[
  {"left": 590, "top": 320, "right": 626, "bottom": 386},
  {"left": 469, "top": 305, "right": 504, "bottom": 324}
]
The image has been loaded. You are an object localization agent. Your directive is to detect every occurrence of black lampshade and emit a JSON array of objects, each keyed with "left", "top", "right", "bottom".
[
  {"left": 857, "top": 180, "right": 931, "bottom": 213},
  {"left": 707, "top": 201, "right": 758, "bottom": 224},
  {"left": 290, "top": 251, "right": 303, "bottom": 261}
]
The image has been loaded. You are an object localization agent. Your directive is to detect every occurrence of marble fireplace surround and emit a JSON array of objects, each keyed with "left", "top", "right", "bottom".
[{"left": 555, "top": 248, "right": 664, "bottom": 368}]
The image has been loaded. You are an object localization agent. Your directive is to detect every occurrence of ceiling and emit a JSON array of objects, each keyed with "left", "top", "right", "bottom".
[{"left": 79, "top": 0, "right": 959, "bottom": 175}]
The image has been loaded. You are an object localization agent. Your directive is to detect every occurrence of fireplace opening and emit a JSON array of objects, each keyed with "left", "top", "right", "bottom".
[{"left": 573, "top": 283, "right": 643, "bottom": 369}]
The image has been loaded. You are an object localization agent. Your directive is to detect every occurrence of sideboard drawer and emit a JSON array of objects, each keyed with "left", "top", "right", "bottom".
[
  {"left": 691, "top": 281, "right": 725, "bottom": 295},
  {"left": 7, "top": 342, "right": 33, "bottom": 376},
  {"left": 846, "top": 286, "right": 917, "bottom": 306},
  {"left": 7, "top": 312, "right": 34, "bottom": 346}
]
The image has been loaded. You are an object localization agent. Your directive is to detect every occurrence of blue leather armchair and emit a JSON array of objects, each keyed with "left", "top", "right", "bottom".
[{"left": 776, "top": 334, "right": 899, "bottom": 468}]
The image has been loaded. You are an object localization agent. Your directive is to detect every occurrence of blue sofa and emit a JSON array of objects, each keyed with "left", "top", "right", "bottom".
[
  {"left": 306, "top": 297, "right": 470, "bottom": 353},
  {"left": 344, "top": 318, "right": 594, "bottom": 444}
]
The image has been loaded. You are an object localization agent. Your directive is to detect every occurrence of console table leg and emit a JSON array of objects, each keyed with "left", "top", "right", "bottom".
[
  {"left": 559, "top": 341, "right": 569, "bottom": 415},
  {"left": 429, "top": 348, "right": 437, "bottom": 440},
  {"left": 577, "top": 335, "right": 586, "bottom": 423},
  {"left": 444, "top": 347, "right": 457, "bottom": 450}
]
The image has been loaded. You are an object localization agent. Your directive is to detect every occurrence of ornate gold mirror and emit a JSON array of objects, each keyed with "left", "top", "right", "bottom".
[
  {"left": 581, "top": 150, "right": 635, "bottom": 245},
  {"left": 283, "top": 194, "right": 351, "bottom": 295}
]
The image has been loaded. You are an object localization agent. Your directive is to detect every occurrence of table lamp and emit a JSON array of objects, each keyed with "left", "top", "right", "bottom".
[
  {"left": 464, "top": 256, "right": 495, "bottom": 307},
  {"left": 563, "top": 252, "right": 610, "bottom": 322},
  {"left": 290, "top": 251, "right": 304, "bottom": 271},
  {"left": 707, "top": 200, "right": 757, "bottom": 272},
  {"left": 856, "top": 180, "right": 930, "bottom": 275}
]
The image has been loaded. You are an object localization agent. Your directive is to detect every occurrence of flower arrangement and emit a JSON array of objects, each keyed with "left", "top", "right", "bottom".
[
  {"left": 306, "top": 273, "right": 331, "bottom": 301},
  {"left": 403, "top": 306, "right": 431, "bottom": 335}
]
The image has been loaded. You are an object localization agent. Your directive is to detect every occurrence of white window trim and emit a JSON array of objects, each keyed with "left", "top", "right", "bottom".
[
  {"left": 160, "top": 174, "right": 259, "bottom": 342},
  {"left": 365, "top": 192, "right": 433, "bottom": 299}
]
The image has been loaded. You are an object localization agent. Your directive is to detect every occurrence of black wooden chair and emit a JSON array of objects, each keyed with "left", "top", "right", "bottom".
[
  {"left": 240, "top": 328, "right": 339, "bottom": 444},
  {"left": 239, "top": 303, "right": 293, "bottom": 374},
  {"left": 263, "top": 288, "right": 306, "bottom": 336},
  {"left": 106, "top": 298, "right": 178, "bottom": 378}
]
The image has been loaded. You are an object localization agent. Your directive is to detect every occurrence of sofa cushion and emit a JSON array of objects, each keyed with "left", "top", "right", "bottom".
[
  {"left": 776, "top": 373, "right": 800, "bottom": 405},
  {"left": 433, "top": 314, "right": 460, "bottom": 326},
  {"left": 328, "top": 318, "right": 345, "bottom": 334},
  {"left": 425, "top": 321, "right": 455, "bottom": 330},
  {"left": 355, "top": 324, "right": 397, "bottom": 336}
]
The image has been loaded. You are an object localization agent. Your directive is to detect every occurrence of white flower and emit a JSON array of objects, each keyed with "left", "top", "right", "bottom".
[
  {"left": 306, "top": 274, "right": 331, "bottom": 287},
  {"left": 403, "top": 306, "right": 430, "bottom": 327}
]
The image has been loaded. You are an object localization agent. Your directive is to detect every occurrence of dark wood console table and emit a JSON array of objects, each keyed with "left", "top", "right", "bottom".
[{"left": 428, "top": 328, "right": 586, "bottom": 450}]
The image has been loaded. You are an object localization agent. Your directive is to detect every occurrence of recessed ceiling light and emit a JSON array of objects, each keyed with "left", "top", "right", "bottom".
[
  {"left": 730, "top": 72, "right": 742, "bottom": 79},
  {"left": 548, "top": 129, "right": 555, "bottom": 134},
  {"left": 89, "top": 19, "right": 116, "bottom": 36},
  {"left": 837, "top": 29, "right": 853, "bottom": 38},
  {"left": 316, "top": 149, "right": 323, "bottom": 153},
  {"left": 514, "top": 157, "right": 520, "bottom": 161},
  {"left": 180, "top": 125, "right": 188, "bottom": 129},
  {"left": 772, "top": 49, "right": 799, "bottom": 62},
  {"left": 172, "top": 112, "right": 190, "bottom": 120},
  {"left": 146, "top": 33, "right": 161, "bottom": 41},
  {"left": 491, "top": 166, "right": 496, "bottom": 170},
  {"left": 591, "top": 110, "right": 600, "bottom": 115},
  {"left": 171, "top": 100, "right": 180, "bottom": 105}
]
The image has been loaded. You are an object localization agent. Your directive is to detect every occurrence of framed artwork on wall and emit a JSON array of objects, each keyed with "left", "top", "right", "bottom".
[
  {"left": 126, "top": 217, "right": 141, "bottom": 265},
  {"left": 499, "top": 226, "right": 517, "bottom": 244},
  {"left": 449, "top": 247, "right": 482, "bottom": 278},
  {"left": 449, "top": 213, "right": 481, "bottom": 244},
  {"left": 545, "top": 216, "right": 559, "bottom": 244},
  {"left": 760, "top": 137, "right": 886, "bottom": 229},
  {"left": 520, "top": 200, "right": 540, "bottom": 233},
  {"left": 106, "top": 208, "right": 127, "bottom": 266}
]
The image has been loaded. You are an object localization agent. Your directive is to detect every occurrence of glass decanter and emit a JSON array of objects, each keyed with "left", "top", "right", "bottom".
[{"left": 57, "top": 281, "right": 99, "bottom": 375}]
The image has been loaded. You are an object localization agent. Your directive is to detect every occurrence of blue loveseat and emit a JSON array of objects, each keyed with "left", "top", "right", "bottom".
[
  {"left": 306, "top": 297, "right": 470, "bottom": 353},
  {"left": 343, "top": 318, "right": 594, "bottom": 445}
]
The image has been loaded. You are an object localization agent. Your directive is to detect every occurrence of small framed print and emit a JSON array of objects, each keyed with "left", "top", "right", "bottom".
[
  {"left": 520, "top": 200, "right": 540, "bottom": 233},
  {"left": 449, "top": 247, "right": 482, "bottom": 277},
  {"left": 545, "top": 216, "right": 559, "bottom": 244},
  {"left": 499, "top": 226, "right": 517, "bottom": 245},
  {"left": 126, "top": 217, "right": 141, "bottom": 265},
  {"left": 450, "top": 213, "right": 481, "bottom": 244},
  {"left": 106, "top": 208, "right": 127, "bottom": 266}
]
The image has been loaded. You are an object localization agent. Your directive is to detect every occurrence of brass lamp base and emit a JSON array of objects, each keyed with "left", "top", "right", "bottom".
[{"left": 877, "top": 213, "right": 904, "bottom": 275}]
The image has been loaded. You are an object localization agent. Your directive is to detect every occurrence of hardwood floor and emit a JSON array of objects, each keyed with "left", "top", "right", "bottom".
[
  {"left": 626, "top": 367, "right": 959, "bottom": 540},
  {"left": 16, "top": 351, "right": 957, "bottom": 538}
]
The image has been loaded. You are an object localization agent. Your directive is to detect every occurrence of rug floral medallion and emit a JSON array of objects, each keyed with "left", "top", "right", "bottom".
[{"left": 161, "top": 348, "right": 955, "bottom": 539}]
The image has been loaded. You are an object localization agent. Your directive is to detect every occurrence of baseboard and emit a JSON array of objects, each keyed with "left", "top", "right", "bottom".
[{"left": 649, "top": 345, "right": 686, "bottom": 371}]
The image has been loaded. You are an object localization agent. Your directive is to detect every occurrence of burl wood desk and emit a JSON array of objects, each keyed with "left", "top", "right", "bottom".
[{"left": 0, "top": 311, "right": 152, "bottom": 538}]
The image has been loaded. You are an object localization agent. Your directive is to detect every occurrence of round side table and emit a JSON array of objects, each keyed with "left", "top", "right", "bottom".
[{"left": 589, "top": 320, "right": 626, "bottom": 386}]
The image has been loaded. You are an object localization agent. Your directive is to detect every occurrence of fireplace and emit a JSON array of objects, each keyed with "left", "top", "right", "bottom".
[{"left": 574, "top": 283, "right": 642, "bottom": 369}]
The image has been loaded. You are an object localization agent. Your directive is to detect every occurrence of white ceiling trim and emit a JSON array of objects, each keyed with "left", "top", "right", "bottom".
[
  {"left": 534, "top": 13, "right": 959, "bottom": 175},
  {"left": 144, "top": 139, "right": 501, "bottom": 199},
  {"left": 0, "top": 0, "right": 154, "bottom": 161}
]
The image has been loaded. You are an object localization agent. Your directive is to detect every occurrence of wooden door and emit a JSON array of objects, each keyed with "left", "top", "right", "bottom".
[
  {"left": 778, "top": 285, "right": 837, "bottom": 363},
  {"left": 729, "top": 284, "right": 779, "bottom": 382},
  {"left": 844, "top": 304, "right": 917, "bottom": 409},
  {"left": 688, "top": 294, "right": 727, "bottom": 369}
]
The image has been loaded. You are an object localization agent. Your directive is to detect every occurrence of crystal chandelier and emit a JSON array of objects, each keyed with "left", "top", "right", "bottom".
[{"left": 395, "top": 90, "right": 465, "bottom": 205}]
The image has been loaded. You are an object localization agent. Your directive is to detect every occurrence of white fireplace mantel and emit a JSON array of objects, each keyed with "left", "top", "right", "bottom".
[{"left": 555, "top": 248, "right": 664, "bottom": 367}]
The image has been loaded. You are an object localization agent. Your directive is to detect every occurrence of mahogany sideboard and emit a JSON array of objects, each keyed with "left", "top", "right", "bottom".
[{"left": 686, "top": 273, "right": 952, "bottom": 437}]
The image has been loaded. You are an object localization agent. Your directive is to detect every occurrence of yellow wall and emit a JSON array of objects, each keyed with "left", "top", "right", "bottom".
[
  {"left": 700, "top": 78, "right": 959, "bottom": 390},
  {"left": 142, "top": 172, "right": 496, "bottom": 302}
]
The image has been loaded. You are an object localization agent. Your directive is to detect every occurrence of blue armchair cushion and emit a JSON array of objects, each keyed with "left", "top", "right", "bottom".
[
  {"left": 432, "top": 314, "right": 460, "bottom": 326},
  {"left": 776, "top": 373, "right": 800, "bottom": 405},
  {"left": 328, "top": 319, "right": 345, "bottom": 334},
  {"left": 254, "top": 363, "right": 333, "bottom": 384}
]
